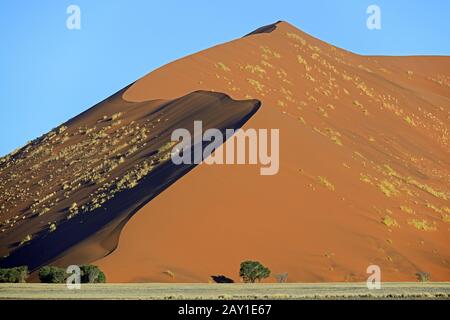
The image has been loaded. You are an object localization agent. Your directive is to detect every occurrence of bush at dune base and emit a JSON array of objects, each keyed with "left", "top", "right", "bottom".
[
  {"left": 38, "top": 266, "right": 66, "bottom": 283},
  {"left": 0, "top": 266, "right": 29, "bottom": 283},
  {"left": 239, "top": 261, "right": 271, "bottom": 283},
  {"left": 80, "top": 265, "right": 106, "bottom": 283},
  {"left": 38, "top": 264, "right": 106, "bottom": 283}
]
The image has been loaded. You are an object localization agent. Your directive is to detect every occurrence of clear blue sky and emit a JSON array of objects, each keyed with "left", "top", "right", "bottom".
[{"left": 1, "top": 0, "right": 449, "bottom": 156}]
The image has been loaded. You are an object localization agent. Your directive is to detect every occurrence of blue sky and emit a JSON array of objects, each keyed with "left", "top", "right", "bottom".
[{"left": 1, "top": 0, "right": 449, "bottom": 156}]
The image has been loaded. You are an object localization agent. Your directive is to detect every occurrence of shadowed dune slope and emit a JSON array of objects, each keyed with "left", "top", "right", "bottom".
[{"left": 98, "top": 21, "right": 450, "bottom": 282}]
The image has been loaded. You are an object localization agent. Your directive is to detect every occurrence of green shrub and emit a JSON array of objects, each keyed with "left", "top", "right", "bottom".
[
  {"left": 239, "top": 261, "right": 271, "bottom": 283},
  {"left": 38, "top": 266, "right": 66, "bottom": 283},
  {"left": 80, "top": 265, "right": 106, "bottom": 283},
  {"left": 97, "top": 270, "right": 106, "bottom": 283},
  {"left": 37, "top": 265, "right": 106, "bottom": 284},
  {"left": 0, "top": 266, "right": 29, "bottom": 283}
]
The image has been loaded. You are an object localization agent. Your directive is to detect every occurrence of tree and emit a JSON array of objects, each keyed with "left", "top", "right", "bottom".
[
  {"left": 239, "top": 261, "right": 271, "bottom": 283},
  {"left": 80, "top": 265, "right": 106, "bottom": 283},
  {"left": 0, "top": 266, "right": 29, "bottom": 283},
  {"left": 38, "top": 264, "right": 106, "bottom": 283},
  {"left": 38, "top": 266, "right": 66, "bottom": 283}
]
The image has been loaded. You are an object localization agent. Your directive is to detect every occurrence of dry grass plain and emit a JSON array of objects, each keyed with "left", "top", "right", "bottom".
[{"left": 0, "top": 283, "right": 449, "bottom": 300}]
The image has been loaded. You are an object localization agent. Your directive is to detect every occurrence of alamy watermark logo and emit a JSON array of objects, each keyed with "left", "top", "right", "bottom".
[
  {"left": 366, "top": 5, "right": 381, "bottom": 30},
  {"left": 366, "top": 265, "right": 381, "bottom": 289},
  {"left": 66, "top": 265, "right": 81, "bottom": 289},
  {"left": 66, "top": 5, "right": 81, "bottom": 30},
  {"left": 170, "top": 121, "right": 280, "bottom": 176}
]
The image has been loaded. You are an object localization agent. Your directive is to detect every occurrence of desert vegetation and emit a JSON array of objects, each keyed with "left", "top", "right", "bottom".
[
  {"left": 38, "top": 265, "right": 106, "bottom": 283},
  {"left": 382, "top": 215, "right": 399, "bottom": 228},
  {"left": 0, "top": 105, "right": 181, "bottom": 261},
  {"left": 239, "top": 261, "right": 271, "bottom": 283},
  {"left": 0, "top": 266, "right": 28, "bottom": 283},
  {"left": 79, "top": 265, "right": 106, "bottom": 283},
  {"left": 0, "top": 265, "right": 107, "bottom": 284},
  {"left": 317, "top": 176, "right": 335, "bottom": 191},
  {"left": 38, "top": 266, "right": 67, "bottom": 283},
  {"left": 215, "top": 62, "right": 230, "bottom": 72},
  {"left": 408, "top": 219, "right": 436, "bottom": 232}
]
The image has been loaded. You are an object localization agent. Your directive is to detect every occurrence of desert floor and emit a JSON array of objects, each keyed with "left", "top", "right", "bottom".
[{"left": 0, "top": 283, "right": 449, "bottom": 300}]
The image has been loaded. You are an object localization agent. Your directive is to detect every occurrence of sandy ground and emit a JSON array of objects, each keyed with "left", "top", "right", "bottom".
[{"left": 0, "top": 283, "right": 449, "bottom": 300}]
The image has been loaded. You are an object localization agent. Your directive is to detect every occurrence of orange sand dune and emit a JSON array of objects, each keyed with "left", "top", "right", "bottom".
[
  {"left": 1, "top": 21, "right": 449, "bottom": 283},
  {"left": 0, "top": 90, "right": 259, "bottom": 272},
  {"left": 98, "top": 22, "right": 450, "bottom": 282}
]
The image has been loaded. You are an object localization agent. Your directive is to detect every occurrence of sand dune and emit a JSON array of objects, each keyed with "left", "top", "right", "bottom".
[
  {"left": 0, "top": 90, "right": 259, "bottom": 273},
  {"left": 102, "top": 22, "right": 450, "bottom": 282},
  {"left": 1, "top": 21, "right": 449, "bottom": 283}
]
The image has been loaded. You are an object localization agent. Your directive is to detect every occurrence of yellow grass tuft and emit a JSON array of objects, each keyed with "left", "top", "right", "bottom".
[
  {"left": 260, "top": 45, "right": 281, "bottom": 59},
  {"left": 49, "top": 222, "right": 57, "bottom": 232},
  {"left": 305, "top": 73, "right": 316, "bottom": 82},
  {"left": 378, "top": 180, "right": 399, "bottom": 197},
  {"left": 400, "top": 206, "right": 415, "bottom": 214},
  {"left": 330, "top": 136, "right": 342, "bottom": 146},
  {"left": 442, "top": 214, "right": 450, "bottom": 223},
  {"left": 404, "top": 115, "right": 416, "bottom": 127},
  {"left": 111, "top": 112, "right": 123, "bottom": 121},
  {"left": 408, "top": 219, "right": 436, "bottom": 231},
  {"left": 215, "top": 62, "right": 230, "bottom": 72},
  {"left": 382, "top": 215, "right": 399, "bottom": 228},
  {"left": 247, "top": 79, "right": 264, "bottom": 93},
  {"left": 405, "top": 178, "right": 448, "bottom": 200},
  {"left": 19, "top": 234, "right": 32, "bottom": 246},
  {"left": 286, "top": 32, "right": 306, "bottom": 45},
  {"left": 277, "top": 100, "right": 287, "bottom": 107},
  {"left": 260, "top": 60, "right": 273, "bottom": 69},
  {"left": 426, "top": 203, "right": 442, "bottom": 213},
  {"left": 353, "top": 100, "right": 369, "bottom": 115},
  {"left": 163, "top": 270, "right": 175, "bottom": 279},
  {"left": 297, "top": 55, "right": 311, "bottom": 71},
  {"left": 317, "top": 176, "right": 335, "bottom": 191},
  {"left": 360, "top": 173, "right": 373, "bottom": 185},
  {"left": 244, "top": 64, "right": 266, "bottom": 77}
]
